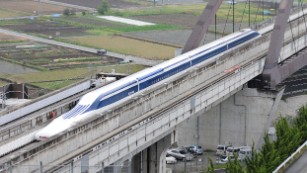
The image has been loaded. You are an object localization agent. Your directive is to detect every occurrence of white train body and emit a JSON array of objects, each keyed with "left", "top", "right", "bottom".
[{"left": 35, "top": 29, "right": 260, "bottom": 141}]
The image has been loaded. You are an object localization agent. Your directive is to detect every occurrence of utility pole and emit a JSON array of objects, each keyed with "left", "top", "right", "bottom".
[
  {"left": 233, "top": 0, "right": 235, "bottom": 33},
  {"left": 215, "top": 14, "right": 217, "bottom": 40},
  {"left": 249, "top": 0, "right": 251, "bottom": 27}
]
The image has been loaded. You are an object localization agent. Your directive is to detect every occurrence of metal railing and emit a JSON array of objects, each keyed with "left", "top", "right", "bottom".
[{"left": 272, "top": 140, "right": 307, "bottom": 173}]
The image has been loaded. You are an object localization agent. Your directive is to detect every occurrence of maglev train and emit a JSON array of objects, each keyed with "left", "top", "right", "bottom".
[{"left": 35, "top": 29, "right": 260, "bottom": 141}]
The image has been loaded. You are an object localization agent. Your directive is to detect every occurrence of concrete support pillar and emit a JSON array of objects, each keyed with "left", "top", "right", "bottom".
[
  {"left": 261, "top": 0, "right": 294, "bottom": 89},
  {"left": 130, "top": 134, "right": 171, "bottom": 173}
]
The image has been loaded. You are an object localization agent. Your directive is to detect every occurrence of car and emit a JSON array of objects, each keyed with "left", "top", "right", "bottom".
[
  {"left": 238, "top": 146, "right": 252, "bottom": 160},
  {"left": 216, "top": 144, "right": 231, "bottom": 156},
  {"left": 226, "top": 146, "right": 241, "bottom": 157},
  {"left": 166, "top": 156, "right": 177, "bottom": 164},
  {"left": 167, "top": 148, "right": 193, "bottom": 161},
  {"left": 185, "top": 145, "right": 204, "bottom": 155},
  {"left": 97, "top": 49, "right": 107, "bottom": 55},
  {"left": 216, "top": 155, "right": 235, "bottom": 164}
]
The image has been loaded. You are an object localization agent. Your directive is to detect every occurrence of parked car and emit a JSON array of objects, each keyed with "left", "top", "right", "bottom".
[
  {"left": 97, "top": 49, "right": 107, "bottom": 55},
  {"left": 185, "top": 145, "right": 204, "bottom": 155},
  {"left": 216, "top": 155, "right": 235, "bottom": 164},
  {"left": 216, "top": 144, "right": 231, "bottom": 156},
  {"left": 167, "top": 148, "right": 193, "bottom": 161},
  {"left": 166, "top": 156, "right": 177, "bottom": 164},
  {"left": 226, "top": 146, "right": 241, "bottom": 157},
  {"left": 238, "top": 146, "right": 252, "bottom": 160}
]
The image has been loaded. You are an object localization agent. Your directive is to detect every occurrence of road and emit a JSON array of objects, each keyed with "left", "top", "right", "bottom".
[
  {"left": 167, "top": 151, "right": 220, "bottom": 173},
  {"left": 0, "top": 27, "right": 162, "bottom": 66},
  {"left": 38, "top": 0, "right": 97, "bottom": 12},
  {"left": 284, "top": 151, "right": 307, "bottom": 173}
]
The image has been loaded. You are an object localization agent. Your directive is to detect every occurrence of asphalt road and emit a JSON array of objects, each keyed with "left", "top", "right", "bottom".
[
  {"left": 284, "top": 151, "right": 307, "bottom": 173},
  {"left": 167, "top": 151, "right": 219, "bottom": 173},
  {"left": 0, "top": 27, "right": 161, "bottom": 66}
]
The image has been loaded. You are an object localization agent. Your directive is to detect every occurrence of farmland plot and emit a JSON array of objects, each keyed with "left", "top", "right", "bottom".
[
  {"left": 0, "top": 41, "right": 120, "bottom": 70},
  {"left": 0, "top": 0, "right": 69, "bottom": 15},
  {"left": 0, "top": 33, "right": 27, "bottom": 42},
  {"left": 68, "top": 35, "right": 177, "bottom": 60}
]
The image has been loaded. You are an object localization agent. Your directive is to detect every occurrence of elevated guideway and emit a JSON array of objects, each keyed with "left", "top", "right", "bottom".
[
  {"left": 0, "top": 76, "right": 119, "bottom": 157},
  {"left": 2, "top": 4, "right": 307, "bottom": 173}
]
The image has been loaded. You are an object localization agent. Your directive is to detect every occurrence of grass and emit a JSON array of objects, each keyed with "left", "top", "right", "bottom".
[
  {"left": 66, "top": 35, "right": 177, "bottom": 60},
  {"left": 53, "top": 57, "right": 102, "bottom": 63},
  {"left": 0, "top": 64, "right": 147, "bottom": 90},
  {"left": 0, "top": 80, "right": 8, "bottom": 87}
]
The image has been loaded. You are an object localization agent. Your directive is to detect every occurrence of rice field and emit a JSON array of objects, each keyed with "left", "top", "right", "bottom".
[{"left": 68, "top": 35, "right": 177, "bottom": 60}]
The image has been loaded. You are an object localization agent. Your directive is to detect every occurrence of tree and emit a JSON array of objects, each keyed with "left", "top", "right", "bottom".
[
  {"left": 97, "top": 0, "right": 109, "bottom": 15},
  {"left": 63, "top": 8, "right": 70, "bottom": 16},
  {"left": 205, "top": 159, "right": 215, "bottom": 173}
]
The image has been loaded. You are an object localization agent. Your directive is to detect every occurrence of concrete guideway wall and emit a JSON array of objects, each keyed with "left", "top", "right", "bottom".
[{"left": 5, "top": 34, "right": 268, "bottom": 172}]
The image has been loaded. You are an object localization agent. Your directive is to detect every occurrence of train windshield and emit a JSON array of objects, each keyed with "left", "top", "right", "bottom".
[{"left": 63, "top": 104, "right": 89, "bottom": 119}]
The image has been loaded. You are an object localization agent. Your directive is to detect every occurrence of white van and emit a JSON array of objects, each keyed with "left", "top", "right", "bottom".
[
  {"left": 216, "top": 144, "right": 230, "bottom": 156},
  {"left": 238, "top": 146, "right": 252, "bottom": 160},
  {"left": 226, "top": 146, "right": 241, "bottom": 157}
]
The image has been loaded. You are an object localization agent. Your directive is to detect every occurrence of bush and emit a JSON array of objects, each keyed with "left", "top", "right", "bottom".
[
  {"left": 97, "top": 0, "right": 109, "bottom": 15},
  {"left": 63, "top": 8, "right": 70, "bottom": 16},
  {"left": 63, "top": 8, "right": 76, "bottom": 16}
]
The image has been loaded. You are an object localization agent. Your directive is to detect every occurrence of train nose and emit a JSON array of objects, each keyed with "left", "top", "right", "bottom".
[
  {"left": 35, "top": 131, "right": 50, "bottom": 141},
  {"left": 35, "top": 135, "right": 49, "bottom": 141}
]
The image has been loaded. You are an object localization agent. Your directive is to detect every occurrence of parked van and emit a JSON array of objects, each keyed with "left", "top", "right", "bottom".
[
  {"left": 226, "top": 146, "right": 241, "bottom": 156},
  {"left": 238, "top": 146, "right": 252, "bottom": 160},
  {"left": 216, "top": 144, "right": 230, "bottom": 156}
]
